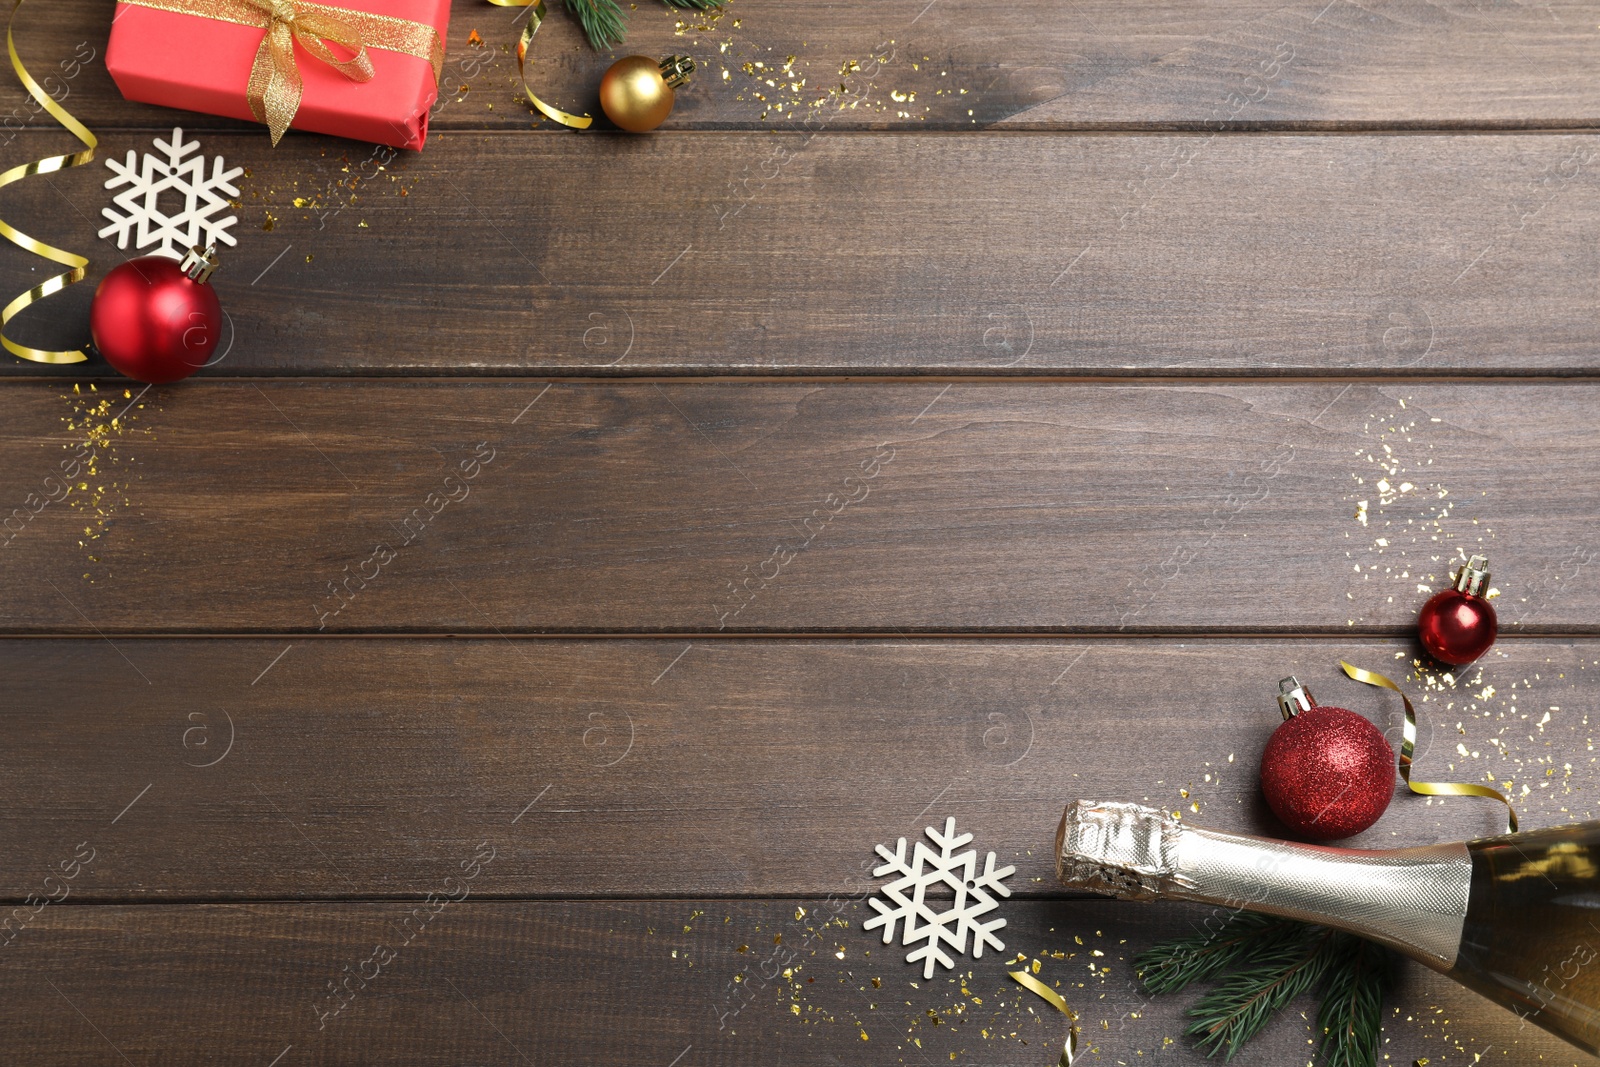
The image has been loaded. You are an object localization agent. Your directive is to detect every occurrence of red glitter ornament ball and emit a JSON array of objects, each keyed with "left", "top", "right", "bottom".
[
  {"left": 1260, "top": 677, "right": 1395, "bottom": 841},
  {"left": 89, "top": 246, "right": 222, "bottom": 384},
  {"left": 1418, "top": 555, "right": 1497, "bottom": 666}
]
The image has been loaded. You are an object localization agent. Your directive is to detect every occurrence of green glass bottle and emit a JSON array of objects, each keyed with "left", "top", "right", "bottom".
[{"left": 1453, "top": 821, "right": 1600, "bottom": 1052}]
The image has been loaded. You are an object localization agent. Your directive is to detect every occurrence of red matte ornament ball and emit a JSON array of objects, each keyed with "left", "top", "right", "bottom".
[
  {"left": 1418, "top": 590, "right": 1497, "bottom": 666},
  {"left": 89, "top": 248, "right": 222, "bottom": 384},
  {"left": 1261, "top": 679, "right": 1395, "bottom": 841}
]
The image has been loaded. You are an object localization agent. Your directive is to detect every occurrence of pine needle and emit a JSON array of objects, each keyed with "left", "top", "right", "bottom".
[
  {"left": 561, "top": 0, "right": 626, "bottom": 50},
  {"left": 1317, "top": 934, "right": 1391, "bottom": 1067},
  {"left": 561, "top": 0, "right": 725, "bottom": 50},
  {"left": 1136, "top": 912, "right": 1309, "bottom": 995},
  {"left": 1185, "top": 925, "right": 1340, "bottom": 1059},
  {"left": 1138, "top": 914, "right": 1394, "bottom": 1066}
]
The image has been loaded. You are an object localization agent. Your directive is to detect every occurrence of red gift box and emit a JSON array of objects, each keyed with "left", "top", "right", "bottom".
[{"left": 107, "top": 0, "right": 449, "bottom": 150}]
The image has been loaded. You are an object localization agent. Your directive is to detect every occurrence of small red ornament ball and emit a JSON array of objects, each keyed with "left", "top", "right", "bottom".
[
  {"left": 1261, "top": 679, "right": 1395, "bottom": 840},
  {"left": 1419, "top": 589, "right": 1497, "bottom": 666},
  {"left": 1418, "top": 556, "right": 1497, "bottom": 666},
  {"left": 89, "top": 249, "right": 221, "bottom": 384}
]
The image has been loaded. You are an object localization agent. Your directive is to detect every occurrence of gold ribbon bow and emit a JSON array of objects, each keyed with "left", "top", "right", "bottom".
[
  {"left": 483, "top": 0, "right": 592, "bottom": 128},
  {"left": 1340, "top": 661, "right": 1518, "bottom": 833},
  {"left": 0, "top": 0, "right": 97, "bottom": 363},
  {"left": 242, "top": 0, "right": 374, "bottom": 145},
  {"left": 118, "top": 0, "right": 443, "bottom": 145}
]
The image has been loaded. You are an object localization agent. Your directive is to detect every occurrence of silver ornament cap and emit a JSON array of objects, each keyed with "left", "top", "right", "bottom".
[
  {"left": 1276, "top": 676, "right": 1316, "bottom": 721},
  {"left": 1453, "top": 554, "right": 1490, "bottom": 597},
  {"left": 180, "top": 244, "right": 219, "bottom": 284}
]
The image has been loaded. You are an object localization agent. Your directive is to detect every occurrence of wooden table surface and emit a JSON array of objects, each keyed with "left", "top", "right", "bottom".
[{"left": 3, "top": 1, "right": 1599, "bottom": 1064}]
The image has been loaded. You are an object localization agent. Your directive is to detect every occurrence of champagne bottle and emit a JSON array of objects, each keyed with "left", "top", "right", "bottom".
[{"left": 1058, "top": 800, "right": 1600, "bottom": 1055}]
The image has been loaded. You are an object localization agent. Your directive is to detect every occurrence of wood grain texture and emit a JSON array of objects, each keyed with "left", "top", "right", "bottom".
[
  {"left": 8, "top": 131, "right": 1600, "bottom": 377},
  {"left": 2, "top": 6, "right": 1592, "bottom": 1065},
  {"left": 8, "top": 127, "right": 1600, "bottom": 378},
  {"left": 6, "top": 898, "right": 1572, "bottom": 1066},
  {"left": 11, "top": 0, "right": 1600, "bottom": 135},
  {"left": 0, "top": 637, "right": 1587, "bottom": 901},
  {"left": 0, "top": 380, "right": 1591, "bottom": 633}
]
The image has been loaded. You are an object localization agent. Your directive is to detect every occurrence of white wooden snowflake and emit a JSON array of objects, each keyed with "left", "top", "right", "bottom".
[
  {"left": 99, "top": 127, "right": 242, "bottom": 260},
  {"left": 863, "top": 816, "right": 1015, "bottom": 978}
]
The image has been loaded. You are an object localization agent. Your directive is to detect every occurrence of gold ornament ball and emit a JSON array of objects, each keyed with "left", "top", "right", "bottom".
[{"left": 600, "top": 55, "right": 693, "bottom": 133}]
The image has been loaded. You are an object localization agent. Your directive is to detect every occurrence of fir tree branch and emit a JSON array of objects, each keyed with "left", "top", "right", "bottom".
[
  {"left": 1316, "top": 934, "right": 1391, "bottom": 1067},
  {"left": 561, "top": 0, "right": 626, "bottom": 51},
  {"left": 1139, "top": 914, "right": 1397, "bottom": 1065},
  {"left": 1185, "top": 925, "right": 1340, "bottom": 1060},
  {"left": 1135, "top": 912, "right": 1309, "bottom": 995},
  {"left": 562, "top": 0, "right": 725, "bottom": 50}
]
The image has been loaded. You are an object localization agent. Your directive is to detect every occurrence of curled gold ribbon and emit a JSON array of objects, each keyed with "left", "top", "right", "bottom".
[
  {"left": 0, "top": 0, "right": 96, "bottom": 364},
  {"left": 1340, "top": 660, "right": 1518, "bottom": 833},
  {"left": 1009, "top": 969, "right": 1078, "bottom": 1066},
  {"left": 483, "top": 0, "right": 592, "bottom": 129},
  {"left": 117, "top": 0, "right": 444, "bottom": 145}
]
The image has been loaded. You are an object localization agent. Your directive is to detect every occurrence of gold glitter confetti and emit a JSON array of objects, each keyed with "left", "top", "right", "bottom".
[
  {"left": 1346, "top": 396, "right": 1493, "bottom": 621},
  {"left": 61, "top": 384, "right": 154, "bottom": 573}
]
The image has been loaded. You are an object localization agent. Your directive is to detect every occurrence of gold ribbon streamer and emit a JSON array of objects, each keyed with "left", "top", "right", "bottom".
[
  {"left": 1340, "top": 660, "right": 1518, "bottom": 833},
  {"left": 0, "top": 0, "right": 97, "bottom": 364},
  {"left": 483, "top": 0, "right": 592, "bottom": 129},
  {"left": 1009, "top": 970, "right": 1078, "bottom": 1067},
  {"left": 118, "top": 0, "right": 444, "bottom": 145}
]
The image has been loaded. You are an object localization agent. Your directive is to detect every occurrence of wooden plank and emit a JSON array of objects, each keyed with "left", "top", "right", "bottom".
[
  {"left": 0, "top": 899, "right": 1576, "bottom": 1066},
  {"left": 0, "top": 637, "right": 1588, "bottom": 900},
  {"left": 0, "top": 380, "right": 1593, "bottom": 633},
  {"left": 10, "top": 0, "right": 1600, "bottom": 134},
  {"left": 6, "top": 131, "right": 1600, "bottom": 377}
]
